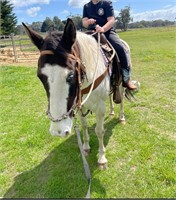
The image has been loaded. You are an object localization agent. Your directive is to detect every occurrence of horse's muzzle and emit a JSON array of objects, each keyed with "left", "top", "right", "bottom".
[{"left": 49, "top": 119, "right": 72, "bottom": 137}]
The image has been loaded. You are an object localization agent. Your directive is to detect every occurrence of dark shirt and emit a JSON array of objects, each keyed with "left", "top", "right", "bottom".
[{"left": 83, "top": 0, "right": 115, "bottom": 32}]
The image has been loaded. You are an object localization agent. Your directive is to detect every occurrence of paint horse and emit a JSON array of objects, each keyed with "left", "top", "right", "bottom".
[{"left": 23, "top": 18, "right": 136, "bottom": 167}]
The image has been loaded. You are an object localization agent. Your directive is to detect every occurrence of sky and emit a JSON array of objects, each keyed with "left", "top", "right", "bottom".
[{"left": 10, "top": 0, "right": 176, "bottom": 25}]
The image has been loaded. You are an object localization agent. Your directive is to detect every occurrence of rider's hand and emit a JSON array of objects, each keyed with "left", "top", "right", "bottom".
[
  {"left": 95, "top": 25, "right": 105, "bottom": 33},
  {"left": 87, "top": 18, "right": 96, "bottom": 26}
]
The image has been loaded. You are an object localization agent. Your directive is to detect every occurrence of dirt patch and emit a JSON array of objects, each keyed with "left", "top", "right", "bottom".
[{"left": 0, "top": 47, "right": 39, "bottom": 67}]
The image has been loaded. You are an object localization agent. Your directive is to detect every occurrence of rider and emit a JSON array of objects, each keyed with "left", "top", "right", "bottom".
[{"left": 82, "top": 0, "right": 137, "bottom": 103}]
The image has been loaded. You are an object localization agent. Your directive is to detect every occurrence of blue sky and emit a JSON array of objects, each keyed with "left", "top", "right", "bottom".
[{"left": 10, "top": 0, "right": 176, "bottom": 25}]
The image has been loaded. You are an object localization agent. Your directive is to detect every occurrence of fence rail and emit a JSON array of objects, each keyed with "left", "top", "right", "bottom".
[{"left": 0, "top": 33, "right": 39, "bottom": 64}]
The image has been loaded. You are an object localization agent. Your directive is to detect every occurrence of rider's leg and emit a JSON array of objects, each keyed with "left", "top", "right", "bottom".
[{"left": 106, "top": 31, "right": 137, "bottom": 90}]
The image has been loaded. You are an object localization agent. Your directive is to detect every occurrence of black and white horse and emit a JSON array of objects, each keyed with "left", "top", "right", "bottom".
[{"left": 23, "top": 18, "right": 138, "bottom": 166}]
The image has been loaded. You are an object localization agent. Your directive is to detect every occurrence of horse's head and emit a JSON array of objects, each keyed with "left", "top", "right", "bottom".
[{"left": 23, "top": 18, "right": 80, "bottom": 137}]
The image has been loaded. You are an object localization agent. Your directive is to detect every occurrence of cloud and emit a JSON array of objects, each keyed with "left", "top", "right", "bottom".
[
  {"left": 26, "top": 7, "right": 41, "bottom": 17},
  {"left": 60, "top": 10, "right": 71, "bottom": 15},
  {"left": 114, "top": 9, "right": 120, "bottom": 16},
  {"left": 10, "top": 0, "right": 50, "bottom": 8},
  {"left": 163, "top": 4, "right": 173, "bottom": 9},
  {"left": 68, "top": 0, "right": 119, "bottom": 8},
  {"left": 132, "top": 6, "right": 176, "bottom": 22},
  {"left": 68, "top": 0, "right": 89, "bottom": 8}
]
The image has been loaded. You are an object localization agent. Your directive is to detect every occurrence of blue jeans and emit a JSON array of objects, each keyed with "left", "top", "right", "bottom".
[{"left": 105, "top": 30, "right": 131, "bottom": 83}]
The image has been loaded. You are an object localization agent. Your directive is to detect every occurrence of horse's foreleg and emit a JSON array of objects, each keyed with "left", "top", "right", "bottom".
[
  {"left": 109, "top": 95, "right": 115, "bottom": 116},
  {"left": 119, "top": 85, "right": 126, "bottom": 124},
  {"left": 80, "top": 114, "right": 91, "bottom": 155},
  {"left": 95, "top": 103, "right": 107, "bottom": 167}
]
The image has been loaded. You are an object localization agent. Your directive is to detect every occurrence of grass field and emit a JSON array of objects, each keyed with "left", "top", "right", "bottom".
[{"left": 0, "top": 26, "right": 176, "bottom": 198}]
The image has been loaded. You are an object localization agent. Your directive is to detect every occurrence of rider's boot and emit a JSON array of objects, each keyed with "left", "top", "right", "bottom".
[{"left": 122, "top": 68, "right": 137, "bottom": 90}]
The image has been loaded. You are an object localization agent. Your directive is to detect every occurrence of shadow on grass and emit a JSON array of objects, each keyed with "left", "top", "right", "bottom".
[{"left": 3, "top": 117, "right": 119, "bottom": 198}]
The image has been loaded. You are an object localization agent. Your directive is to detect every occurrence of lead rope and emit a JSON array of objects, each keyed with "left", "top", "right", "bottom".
[
  {"left": 74, "top": 124, "right": 91, "bottom": 198},
  {"left": 81, "top": 32, "right": 101, "bottom": 106}
]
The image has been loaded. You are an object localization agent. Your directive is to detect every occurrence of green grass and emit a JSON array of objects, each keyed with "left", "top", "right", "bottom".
[{"left": 0, "top": 26, "right": 176, "bottom": 198}]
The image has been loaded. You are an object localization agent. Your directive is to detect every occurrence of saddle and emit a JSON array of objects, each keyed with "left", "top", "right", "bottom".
[{"left": 85, "top": 31, "right": 122, "bottom": 89}]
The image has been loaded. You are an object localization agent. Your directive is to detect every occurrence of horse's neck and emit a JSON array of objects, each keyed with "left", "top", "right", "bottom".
[{"left": 77, "top": 32, "right": 106, "bottom": 84}]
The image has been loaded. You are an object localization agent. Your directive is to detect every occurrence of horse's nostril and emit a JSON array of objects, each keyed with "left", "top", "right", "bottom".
[{"left": 65, "top": 131, "right": 69, "bottom": 136}]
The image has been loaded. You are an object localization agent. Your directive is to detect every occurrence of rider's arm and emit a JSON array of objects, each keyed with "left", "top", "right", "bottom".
[
  {"left": 82, "top": 17, "right": 96, "bottom": 28},
  {"left": 96, "top": 16, "right": 115, "bottom": 33},
  {"left": 102, "top": 16, "right": 115, "bottom": 32}
]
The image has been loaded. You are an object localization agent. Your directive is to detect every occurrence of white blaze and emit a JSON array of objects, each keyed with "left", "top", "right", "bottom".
[{"left": 42, "top": 64, "right": 73, "bottom": 137}]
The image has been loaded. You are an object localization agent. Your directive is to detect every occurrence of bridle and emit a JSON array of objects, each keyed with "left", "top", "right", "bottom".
[
  {"left": 46, "top": 100, "right": 77, "bottom": 122},
  {"left": 40, "top": 33, "right": 114, "bottom": 123},
  {"left": 40, "top": 41, "right": 87, "bottom": 122}
]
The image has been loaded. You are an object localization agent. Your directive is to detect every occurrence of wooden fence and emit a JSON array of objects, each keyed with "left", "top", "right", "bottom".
[{"left": 0, "top": 34, "right": 40, "bottom": 64}]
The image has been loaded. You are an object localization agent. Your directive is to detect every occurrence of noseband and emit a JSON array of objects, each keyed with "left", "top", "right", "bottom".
[{"left": 46, "top": 101, "right": 77, "bottom": 122}]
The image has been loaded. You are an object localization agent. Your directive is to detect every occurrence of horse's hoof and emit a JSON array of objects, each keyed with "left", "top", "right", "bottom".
[
  {"left": 83, "top": 149, "right": 91, "bottom": 156},
  {"left": 119, "top": 119, "right": 126, "bottom": 125},
  {"left": 109, "top": 111, "right": 115, "bottom": 116},
  {"left": 98, "top": 162, "right": 108, "bottom": 170}
]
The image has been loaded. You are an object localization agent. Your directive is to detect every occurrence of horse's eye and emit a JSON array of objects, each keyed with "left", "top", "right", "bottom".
[{"left": 66, "top": 72, "right": 75, "bottom": 84}]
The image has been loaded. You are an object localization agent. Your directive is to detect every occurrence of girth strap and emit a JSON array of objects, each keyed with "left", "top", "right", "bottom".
[{"left": 81, "top": 65, "right": 111, "bottom": 95}]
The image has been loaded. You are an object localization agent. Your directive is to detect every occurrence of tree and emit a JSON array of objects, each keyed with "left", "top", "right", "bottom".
[
  {"left": 41, "top": 17, "right": 54, "bottom": 32},
  {"left": 31, "top": 21, "right": 43, "bottom": 32},
  {"left": 0, "top": 0, "right": 17, "bottom": 35},
  {"left": 116, "top": 6, "right": 132, "bottom": 31},
  {"left": 16, "top": 24, "right": 26, "bottom": 35},
  {"left": 53, "top": 16, "right": 64, "bottom": 31},
  {"left": 128, "top": 20, "right": 175, "bottom": 29},
  {"left": 115, "top": 16, "right": 123, "bottom": 30},
  {"left": 70, "top": 15, "right": 82, "bottom": 30}
]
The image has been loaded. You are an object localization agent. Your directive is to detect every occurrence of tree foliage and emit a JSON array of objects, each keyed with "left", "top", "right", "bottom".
[
  {"left": 41, "top": 17, "right": 54, "bottom": 32},
  {"left": 41, "top": 16, "right": 65, "bottom": 32},
  {"left": 116, "top": 6, "right": 132, "bottom": 31},
  {"left": 40, "top": 15, "right": 82, "bottom": 32},
  {"left": 69, "top": 15, "right": 82, "bottom": 30},
  {"left": 128, "top": 20, "right": 175, "bottom": 29},
  {"left": 53, "top": 16, "right": 64, "bottom": 31},
  {"left": 0, "top": 0, "right": 17, "bottom": 35},
  {"left": 31, "top": 21, "right": 43, "bottom": 32}
]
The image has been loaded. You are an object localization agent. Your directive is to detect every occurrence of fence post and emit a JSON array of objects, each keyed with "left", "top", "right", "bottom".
[{"left": 10, "top": 33, "right": 18, "bottom": 62}]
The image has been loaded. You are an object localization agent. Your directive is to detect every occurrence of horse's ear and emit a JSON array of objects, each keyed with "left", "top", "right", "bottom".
[
  {"left": 22, "top": 22, "right": 44, "bottom": 50},
  {"left": 61, "top": 18, "right": 76, "bottom": 52}
]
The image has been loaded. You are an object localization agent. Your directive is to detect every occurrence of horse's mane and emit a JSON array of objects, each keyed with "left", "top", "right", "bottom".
[
  {"left": 77, "top": 32, "right": 99, "bottom": 59},
  {"left": 76, "top": 32, "right": 106, "bottom": 75}
]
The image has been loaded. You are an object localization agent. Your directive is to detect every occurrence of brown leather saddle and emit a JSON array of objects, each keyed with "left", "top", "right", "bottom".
[{"left": 85, "top": 31, "right": 122, "bottom": 88}]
